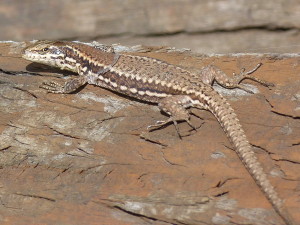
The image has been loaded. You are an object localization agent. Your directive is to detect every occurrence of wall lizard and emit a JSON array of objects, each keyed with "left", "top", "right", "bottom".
[{"left": 22, "top": 41, "right": 294, "bottom": 225}]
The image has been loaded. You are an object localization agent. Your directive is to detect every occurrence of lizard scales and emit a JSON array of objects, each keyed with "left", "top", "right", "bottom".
[{"left": 22, "top": 41, "right": 294, "bottom": 225}]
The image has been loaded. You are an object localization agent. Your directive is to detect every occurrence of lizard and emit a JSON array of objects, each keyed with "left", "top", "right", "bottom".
[{"left": 22, "top": 40, "right": 294, "bottom": 225}]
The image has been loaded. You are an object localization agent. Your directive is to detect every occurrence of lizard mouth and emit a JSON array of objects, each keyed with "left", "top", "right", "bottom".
[
  {"left": 22, "top": 50, "right": 55, "bottom": 65},
  {"left": 22, "top": 50, "right": 40, "bottom": 61}
]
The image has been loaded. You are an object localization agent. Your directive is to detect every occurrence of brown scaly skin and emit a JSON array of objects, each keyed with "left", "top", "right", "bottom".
[{"left": 22, "top": 41, "right": 294, "bottom": 225}]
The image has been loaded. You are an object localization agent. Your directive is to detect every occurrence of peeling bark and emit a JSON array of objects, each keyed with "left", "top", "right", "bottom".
[{"left": 0, "top": 42, "right": 299, "bottom": 225}]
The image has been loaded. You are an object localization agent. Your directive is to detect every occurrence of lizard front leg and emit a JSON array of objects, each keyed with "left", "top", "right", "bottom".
[
  {"left": 40, "top": 76, "right": 87, "bottom": 93},
  {"left": 39, "top": 53, "right": 119, "bottom": 94}
]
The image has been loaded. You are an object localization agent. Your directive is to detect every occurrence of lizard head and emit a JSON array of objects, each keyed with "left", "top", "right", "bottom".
[{"left": 22, "top": 41, "right": 77, "bottom": 72}]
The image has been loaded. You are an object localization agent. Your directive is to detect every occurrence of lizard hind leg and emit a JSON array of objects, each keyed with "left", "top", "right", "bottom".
[
  {"left": 199, "top": 63, "right": 274, "bottom": 93},
  {"left": 147, "top": 95, "right": 196, "bottom": 137}
]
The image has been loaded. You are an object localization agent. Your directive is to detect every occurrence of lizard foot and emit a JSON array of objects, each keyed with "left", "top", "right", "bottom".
[
  {"left": 232, "top": 63, "right": 275, "bottom": 93},
  {"left": 40, "top": 81, "right": 65, "bottom": 93},
  {"left": 147, "top": 118, "right": 196, "bottom": 139}
]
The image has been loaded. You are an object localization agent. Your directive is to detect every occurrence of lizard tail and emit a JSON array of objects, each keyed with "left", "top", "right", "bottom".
[{"left": 204, "top": 92, "right": 294, "bottom": 225}]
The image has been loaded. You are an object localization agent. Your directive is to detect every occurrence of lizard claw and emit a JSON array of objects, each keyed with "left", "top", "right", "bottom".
[
  {"left": 147, "top": 120, "right": 169, "bottom": 130},
  {"left": 234, "top": 64, "right": 275, "bottom": 89}
]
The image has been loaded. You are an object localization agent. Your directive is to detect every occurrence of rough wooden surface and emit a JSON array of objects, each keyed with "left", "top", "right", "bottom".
[
  {"left": 1, "top": 0, "right": 300, "bottom": 53},
  {"left": 0, "top": 42, "right": 299, "bottom": 225}
]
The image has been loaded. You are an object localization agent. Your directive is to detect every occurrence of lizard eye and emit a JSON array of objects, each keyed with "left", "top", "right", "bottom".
[{"left": 42, "top": 47, "right": 49, "bottom": 52}]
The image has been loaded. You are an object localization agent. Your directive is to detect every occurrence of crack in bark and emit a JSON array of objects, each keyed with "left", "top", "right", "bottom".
[
  {"left": 215, "top": 178, "right": 240, "bottom": 188},
  {"left": 271, "top": 110, "right": 300, "bottom": 119},
  {"left": 99, "top": 197, "right": 210, "bottom": 225},
  {"left": 65, "top": 152, "right": 89, "bottom": 158},
  {"left": 291, "top": 141, "right": 300, "bottom": 146},
  {"left": 139, "top": 133, "right": 169, "bottom": 147},
  {"left": 250, "top": 143, "right": 300, "bottom": 165},
  {"left": 135, "top": 151, "right": 153, "bottom": 161},
  {"left": 113, "top": 206, "right": 162, "bottom": 223},
  {"left": 86, "top": 26, "right": 297, "bottom": 42},
  {"left": 159, "top": 149, "right": 187, "bottom": 167},
  {"left": 213, "top": 191, "right": 229, "bottom": 198},
  {"left": 113, "top": 205, "right": 208, "bottom": 225},
  {"left": 273, "top": 158, "right": 300, "bottom": 165},
  {"left": 76, "top": 147, "right": 91, "bottom": 155},
  {"left": 0, "top": 146, "right": 11, "bottom": 151},
  {"left": 79, "top": 162, "right": 132, "bottom": 174},
  {"left": 265, "top": 96, "right": 300, "bottom": 118},
  {"left": 250, "top": 143, "right": 272, "bottom": 155},
  {"left": 12, "top": 86, "right": 37, "bottom": 98},
  {"left": 13, "top": 136, "right": 30, "bottom": 146},
  {"left": 14, "top": 193, "right": 56, "bottom": 202},
  {"left": 103, "top": 169, "right": 114, "bottom": 180},
  {"left": 46, "top": 125, "right": 81, "bottom": 140},
  {"left": 106, "top": 200, "right": 191, "bottom": 225},
  {"left": 52, "top": 165, "right": 73, "bottom": 180}
]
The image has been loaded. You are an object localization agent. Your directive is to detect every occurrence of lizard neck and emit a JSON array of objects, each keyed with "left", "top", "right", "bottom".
[{"left": 62, "top": 42, "right": 117, "bottom": 73}]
